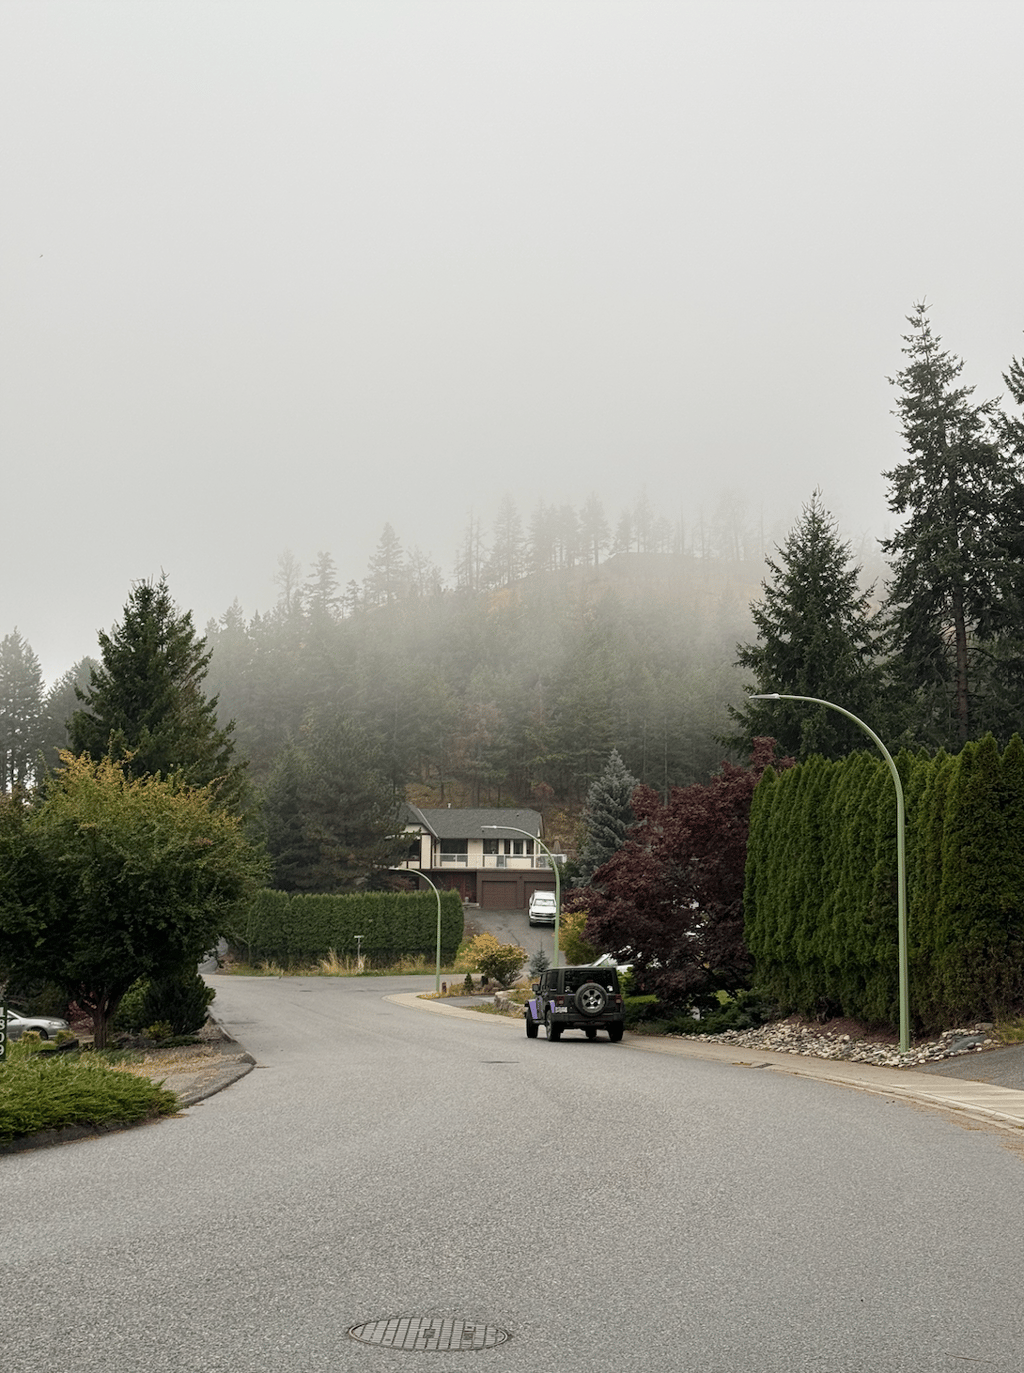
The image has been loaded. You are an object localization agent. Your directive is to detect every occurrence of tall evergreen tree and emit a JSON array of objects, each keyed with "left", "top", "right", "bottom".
[
  {"left": 454, "top": 511, "right": 486, "bottom": 591},
  {"left": 364, "top": 524, "right": 406, "bottom": 606},
  {"left": 70, "top": 575, "right": 246, "bottom": 809},
  {"left": 576, "top": 749, "right": 639, "bottom": 887},
  {"left": 262, "top": 713, "right": 405, "bottom": 891},
  {"left": 579, "top": 493, "right": 610, "bottom": 566},
  {"left": 881, "top": 303, "right": 1023, "bottom": 747},
  {"left": 483, "top": 495, "right": 526, "bottom": 588},
  {"left": 0, "top": 629, "right": 44, "bottom": 792},
  {"left": 37, "top": 656, "right": 99, "bottom": 774},
  {"left": 982, "top": 344, "right": 1024, "bottom": 737},
  {"left": 273, "top": 549, "right": 305, "bottom": 622},
  {"left": 304, "top": 551, "right": 341, "bottom": 624},
  {"left": 723, "top": 491, "right": 886, "bottom": 760}
]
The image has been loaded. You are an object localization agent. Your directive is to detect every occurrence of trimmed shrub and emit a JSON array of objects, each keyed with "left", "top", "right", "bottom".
[
  {"left": 464, "top": 932, "right": 526, "bottom": 988},
  {"left": 140, "top": 968, "right": 215, "bottom": 1036},
  {"left": 112, "top": 978, "right": 149, "bottom": 1033}
]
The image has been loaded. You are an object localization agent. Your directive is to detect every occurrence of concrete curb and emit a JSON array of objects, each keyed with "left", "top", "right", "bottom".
[{"left": 386, "top": 991, "right": 1024, "bottom": 1135}]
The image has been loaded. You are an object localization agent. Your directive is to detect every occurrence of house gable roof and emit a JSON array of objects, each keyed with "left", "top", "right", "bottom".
[{"left": 403, "top": 806, "right": 543, "bottom": 841}]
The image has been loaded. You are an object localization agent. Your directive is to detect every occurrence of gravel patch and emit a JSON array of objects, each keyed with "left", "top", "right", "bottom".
[{"left": 684, "top": 1018, "right": 998, "bottom": 1068}]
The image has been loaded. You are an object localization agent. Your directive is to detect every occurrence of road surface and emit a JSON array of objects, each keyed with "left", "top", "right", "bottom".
[{"left": 5, "top": 974, "right": 1024, "bottom": 1372}]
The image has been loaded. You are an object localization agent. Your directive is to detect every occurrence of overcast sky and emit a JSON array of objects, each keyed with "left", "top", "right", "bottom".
[{"left": 3, "top": 0, "right": 1023, "bottom": 681}]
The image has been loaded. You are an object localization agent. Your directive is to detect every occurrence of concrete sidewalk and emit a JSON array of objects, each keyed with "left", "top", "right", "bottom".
[{"left": 388, "top": 992, "right": 1024, "bottom": 1135}]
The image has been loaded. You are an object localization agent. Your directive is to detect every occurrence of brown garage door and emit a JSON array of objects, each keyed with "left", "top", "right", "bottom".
[
  {"left": 480, "top": 879, "right": 519, "bottom": 910},
  {"left": 524, "top": 881, "right": 555, "bottom": 904}
]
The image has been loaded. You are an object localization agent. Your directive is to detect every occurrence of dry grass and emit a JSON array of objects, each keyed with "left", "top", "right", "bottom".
[
  {"left": 994, "top": 1016, "right": 1024, "bottom": 1044},
  {"left": 225, "top": 941, "right": 482, "bottom": 978},
  {"left": 111, "top": 1043, "right": 227, "bottom": 1078}
]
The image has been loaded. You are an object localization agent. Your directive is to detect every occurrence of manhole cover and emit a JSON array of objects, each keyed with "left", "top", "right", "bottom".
[{"left": 348, "top": 1319, "right": 510, "bottom": 1352}]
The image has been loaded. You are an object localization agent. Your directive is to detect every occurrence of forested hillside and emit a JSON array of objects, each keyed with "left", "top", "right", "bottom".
[{"left": 203, "top": 551, "right": 759, "bottom": 815}]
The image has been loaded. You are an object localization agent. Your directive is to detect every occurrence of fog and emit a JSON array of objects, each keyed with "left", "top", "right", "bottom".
[{"left": 3, "top": 0, "right": 1023, "bottom": 680}]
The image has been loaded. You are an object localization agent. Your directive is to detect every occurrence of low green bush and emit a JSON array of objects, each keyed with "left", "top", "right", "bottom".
[
  {"left": 0, "top": 1041, "right": 180, "bottom": 1147},
  {"left": 140, "top": 968, "right": 215, "bottom": 1036},
  {"left": 623, "top": 994, "right": 660, "bottom": 1026},
  {"left": 113, "top": 979, "right": 149, "bottom": 1033},
  {"left": 466, "top": 933, "right": 527, "bottom": 988}
]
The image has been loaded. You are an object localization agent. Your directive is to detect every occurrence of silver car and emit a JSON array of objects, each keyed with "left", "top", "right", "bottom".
[{"left": 4, "top": 1009, "right": 71, "bottom": 1041}]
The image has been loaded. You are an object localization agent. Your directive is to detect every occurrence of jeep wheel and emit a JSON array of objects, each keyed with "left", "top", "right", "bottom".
[
  {"left": 607, "top": 1023, "right": 624, "bottom": 1042},
  {"left": 575, "top": 982, "right": 608, "bottom": 1016},
  {"left": 525, "top": 1014, "right": 538, "bottom": 1039},
  {"left": 545, "top": 1013, "right": 562, "bottom": 1041}
]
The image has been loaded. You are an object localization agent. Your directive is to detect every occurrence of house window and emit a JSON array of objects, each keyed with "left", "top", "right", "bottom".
[
  {"left": 440, "top": 839, "right": 468, "bottom": 866},
  {"left": 483, "top": 838, "right": 499, "bottom": 855}
]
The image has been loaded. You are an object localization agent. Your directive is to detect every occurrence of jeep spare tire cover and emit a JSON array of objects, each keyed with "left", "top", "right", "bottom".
[{"left": 575, "top": 982, "right": 608, "bottom": 1016}]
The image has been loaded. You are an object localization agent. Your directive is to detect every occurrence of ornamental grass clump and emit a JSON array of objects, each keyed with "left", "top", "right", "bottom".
[{"left": 0, "top": 1041, "right": 180, "bottom": 1147}]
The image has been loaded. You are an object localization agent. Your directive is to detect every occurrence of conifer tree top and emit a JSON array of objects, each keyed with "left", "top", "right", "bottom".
[{"left": 71, "top": 574, "right": 246, "bottom": 809}]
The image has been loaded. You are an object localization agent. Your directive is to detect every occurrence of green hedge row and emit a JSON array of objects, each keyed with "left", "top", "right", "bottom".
[
  {"left": 227, "top": 889, "right": 465, "bottom": 968},
  {"left": 744, "top": 734, "right": 1024, "bottom": 1032}
]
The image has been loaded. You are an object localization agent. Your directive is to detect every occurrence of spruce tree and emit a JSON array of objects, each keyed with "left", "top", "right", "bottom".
[
  {"left": 724, "top": 490, "right": 887, "bottom": 761},
  {"left": 882, "top": 303, "right": 1023, "bottom": 747},
  {"left": 70, "top": 575, "right": 246, "bottom": 810},
  {"left": 0, "top": 629, "right": 44, "bottom": 792},
  {"left": 576, "top": 749, "right": 639, "bottom": 887}
]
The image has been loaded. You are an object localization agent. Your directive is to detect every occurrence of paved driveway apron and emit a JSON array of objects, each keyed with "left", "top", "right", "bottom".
[{"left": 5, "top": 974, "right": 1024, "bottom": 1373}]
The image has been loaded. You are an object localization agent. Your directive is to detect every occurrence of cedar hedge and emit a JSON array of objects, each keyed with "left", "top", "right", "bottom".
[
  {"left": 744, "top": 734, "right": 1024, "bottom": 1033},
  {"left": 226, "top": 888, "right": 465, "bottom": 967}
]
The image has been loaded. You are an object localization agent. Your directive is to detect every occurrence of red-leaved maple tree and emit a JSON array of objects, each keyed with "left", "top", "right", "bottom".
[{"left": 565, "top": 738, "right": 792, "bottom": 1008}]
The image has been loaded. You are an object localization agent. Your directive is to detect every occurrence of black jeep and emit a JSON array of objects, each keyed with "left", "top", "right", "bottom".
[{"left": 525, "top": 964, "right": 625, "bottom": 1042}]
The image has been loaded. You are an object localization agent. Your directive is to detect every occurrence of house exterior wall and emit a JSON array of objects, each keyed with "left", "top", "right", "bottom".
[{"left": 396, "top": 808, "right": 560, "bottom": 909}]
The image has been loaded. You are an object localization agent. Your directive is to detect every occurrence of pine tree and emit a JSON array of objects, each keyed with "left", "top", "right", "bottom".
[
  {"left": 0, "top": 629, "right": 44, "bottom": 792},
  {"left": 363, "top": 524, "right": 406, "bottom": 606},
  {"left": 304, "top": 551, "right": 340, "bottom": 624},
  {"left": 70, "top": 575, "right": 246, "bottom": 810},
  {"left": 724, "top": 490, "right": 887, "bottom": 760},
  {"left": 576, "top": 749, "right": 639, "bottom": 886},
  {"left": 881, "top": 303, "right": 1022, "bottom": 747}
]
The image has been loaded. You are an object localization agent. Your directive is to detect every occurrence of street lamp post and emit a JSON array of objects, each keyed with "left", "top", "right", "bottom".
[
  {"left": 482, "top": 824, "right": 561, "bottom": 968},
  {"left": 749, "top": 692, "right": 910, "bottom": 1054},
  {"left": 390, "top": 867, "right": 444, "bottom": 994}
]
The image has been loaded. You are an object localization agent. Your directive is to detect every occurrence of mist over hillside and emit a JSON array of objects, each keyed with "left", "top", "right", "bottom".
[{"left": 203, "top": 546, "right": 763, "bottom": 829}]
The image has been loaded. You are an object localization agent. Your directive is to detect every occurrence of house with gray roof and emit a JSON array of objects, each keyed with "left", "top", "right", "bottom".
[{"left": 395, "top": 806, "right": 561, "bottom": 910}]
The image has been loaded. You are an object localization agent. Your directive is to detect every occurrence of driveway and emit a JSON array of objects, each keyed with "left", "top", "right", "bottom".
[{"left": 471, "top": 903, "right": 557, "bottom": 960}]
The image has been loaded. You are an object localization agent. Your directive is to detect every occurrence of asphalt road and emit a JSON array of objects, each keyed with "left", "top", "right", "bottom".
[{"left": 6, "top": 975, "right": 1024, "bottom": 1373}]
